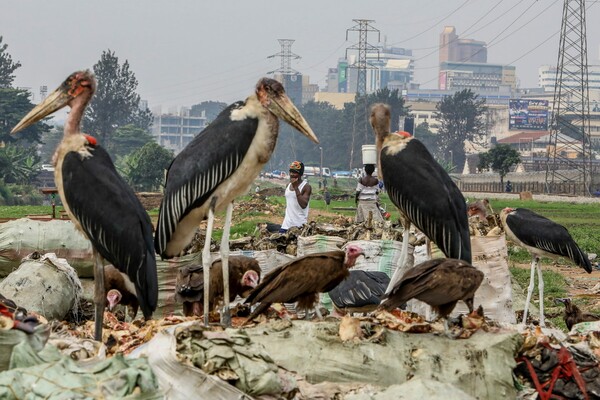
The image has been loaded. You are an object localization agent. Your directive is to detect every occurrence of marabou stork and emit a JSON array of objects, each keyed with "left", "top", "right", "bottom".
[
  {"left": 369, "top": 103, "right": 471, "bottom": 294},
  {"left": 12, "top": 70, "right": 158, "bottom": 341},
  {"left": 500, "top": 207, "right": 591, "bottom": 326},
  {"left": 328, "top": 270, "right": 390, "bottom": 315},
  {"left": 154, "top": 78, "right": 318, "bottom": 326}
]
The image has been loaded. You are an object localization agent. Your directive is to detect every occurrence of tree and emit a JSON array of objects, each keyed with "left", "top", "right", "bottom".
[
  {"left": 109, "top": 124, "right": 153, "bottom": 161},
  {"left": 0, "top": 88, "right": 51, "bottom": 144},
  {"left": 0, "top": 144, "right": 40, "bottom": 184},
  {"left": 414, "top": 122, "right": 438, "bottom": 156},
  {"left": 434, "top": 89, "right": 486, "bottom": 171},
  {"left": 83, "top": 50, "right": 152, "bottom": 152},
  {"left": 119, "top": 142, "right": 173, "bottom": 191},
  {"left": 0, "top": 36, "right": 21, "bottom": 88},
  {"left": 478, "top": 144, "right": 521, "bottom": 185}
]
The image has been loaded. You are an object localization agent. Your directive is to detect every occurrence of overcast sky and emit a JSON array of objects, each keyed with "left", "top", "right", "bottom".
[{"left": 2, "top": 0, "right": 599, "bottom": 111}]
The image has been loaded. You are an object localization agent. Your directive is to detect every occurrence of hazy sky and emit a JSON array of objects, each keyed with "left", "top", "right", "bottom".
[{"left": 3, "top": 0, "right": 600, "bottom": 111}]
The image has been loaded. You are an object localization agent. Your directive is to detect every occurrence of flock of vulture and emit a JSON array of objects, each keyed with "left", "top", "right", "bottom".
[{"left": 9, "top": 71, "right": 595, "bottom": 341}]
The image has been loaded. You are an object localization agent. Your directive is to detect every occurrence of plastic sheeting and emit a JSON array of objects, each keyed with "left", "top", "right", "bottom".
[
  {"left": 0, "top": 219, "right": 93, "bottom": 278},
  {"left": 0, "top": 253, "right": 83, "bottom": 321}
]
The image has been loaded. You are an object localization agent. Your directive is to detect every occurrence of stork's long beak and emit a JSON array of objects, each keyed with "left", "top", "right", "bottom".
[
  {"left": 268, "top": 93, "right": 319, "bottom": 144},
  {"left": 11, "top": 86, "right": 71, "bottom": 134}
]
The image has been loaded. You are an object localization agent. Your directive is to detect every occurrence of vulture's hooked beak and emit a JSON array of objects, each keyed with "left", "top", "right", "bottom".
[
  {"left": 554, "top": 298, "right": 568, "bottom": 305},
  {"left": 11, "top": 86, "right": 72, "bottom": 134}
]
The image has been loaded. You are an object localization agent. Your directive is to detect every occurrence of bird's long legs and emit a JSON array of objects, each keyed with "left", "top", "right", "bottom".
[
  {"left": 522, "top": 256, "right": 538, "bottom": 326},
  {"left": 220, "top": 202, "right": 233, "bottom": 327},
  {"left": 93, "top": 249, "right": 105, "bottom": 341},
  {"left": 202, "top": 199, "right": 217, "bottom": 327},
  {"left": 537, "top": 259, "right": 545, "bottom": 327},
  {"left": 385, "top": 222, "right": 411, "bottom": 295}
]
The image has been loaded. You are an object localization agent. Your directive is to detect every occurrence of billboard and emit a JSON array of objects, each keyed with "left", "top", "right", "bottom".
[{"left": 509, "top": 99, "right": 549, "bottom": 130}]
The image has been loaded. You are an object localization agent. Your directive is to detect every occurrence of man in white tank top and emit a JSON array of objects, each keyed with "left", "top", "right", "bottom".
[{"left": 280, "top": 161, "right": 312, "bottom": 233}]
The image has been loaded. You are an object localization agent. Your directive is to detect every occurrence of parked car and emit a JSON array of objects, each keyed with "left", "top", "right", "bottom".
[{"left": 332, "top": 171, "right": 353, "bottom": 178}]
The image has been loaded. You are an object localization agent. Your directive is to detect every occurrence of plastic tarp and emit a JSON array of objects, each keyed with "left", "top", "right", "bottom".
[
  {"left": 0, "top": 253, "right": 83, "bottom": 321},
  {"left": 0, "top": 219, "right": 93, "bottom": 278},
  {"left": 0, "top": 329, "right": 161, "bottom": 399},
  {"left": 130, "top": 322, "right": 253, "bottom": 400},
  {"left": 246, "top": 320, "right": 522, "bottom": 399}
]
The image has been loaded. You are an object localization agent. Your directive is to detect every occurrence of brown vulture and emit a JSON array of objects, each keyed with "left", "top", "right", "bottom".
[
  {"left": 175, "top": 255, "right": 261, "bottom": 317},
  {"left": 501, "top": 207, "right": 591, "bottom": 326},
  {"left": 555, "top": 298, "right": 600, "bottom": 331},
  {"left": 104, "top": 264, "right": 141, "bottom": 319},
  {"left": 328, "top": 270, "right": 390, "bottom": 315},
  {"left": 244, "top": 244, "right": 365, "bottom": 322},
  {"left": 467, "top": 198, "right": 492, "bottom": 220},
  {"left": 379, "top": 258, "right": 484, "bottom": 321}
]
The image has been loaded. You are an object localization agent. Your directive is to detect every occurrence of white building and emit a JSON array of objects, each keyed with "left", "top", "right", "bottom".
[
  {"left": 538, "top": 64, "right": 600, "bottom": 92},
  {"left": 151, "top": 108, "right": 207, "bottom": 154}
]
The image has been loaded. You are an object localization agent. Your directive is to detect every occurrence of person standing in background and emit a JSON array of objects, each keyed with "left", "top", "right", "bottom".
[
  {"left": 280, "top": 161, "right": 312, "bottom": 233},
  {"left": 355, "top": 164, "right": 383, "bottom": 223}
]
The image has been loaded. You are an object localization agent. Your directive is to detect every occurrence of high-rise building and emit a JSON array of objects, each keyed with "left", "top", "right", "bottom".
[
  {"left": 439, "top": 26, "right": 487, "bottom": 65},
  {"left": 538, "top": 64, "right": 600, "bottom": 91},
  {"left": 439, "top": 61, "right": 516, "bottom": 92},
  {"left": 152, "top": 108, "right": 207, "bottom": 154}
]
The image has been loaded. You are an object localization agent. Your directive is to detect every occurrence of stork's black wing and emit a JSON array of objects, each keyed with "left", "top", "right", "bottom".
[
  {"left": 381, "top": 138, "right": 471, "bottom": 263},
  {"left": 506, "top": 208, "right": 591, "bottom": 272},
  {"left": 328, "top": 270, "right": 390, "bottom": 309},
  {"left": 154, "top": 101, "right": 258, "bottom": 256},
  {"left": 62, "top": 144, "right": 158, "bottom": 318}
]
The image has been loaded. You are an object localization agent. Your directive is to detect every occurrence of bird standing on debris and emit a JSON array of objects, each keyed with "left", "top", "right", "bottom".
[
  {"left": 555, "top": 298, "right": 599, "bottom": 331},
  {"left": 11, "top": 71, "right": 158, "bottom": 341},
  {"left": 501, "top": 207, "right": 592, "bottom": 327},
  {"left": 154, "top": 78, "right": 318, "bottom": 327},
  {"left": 379, "top": 258, "right": 483, "bottom": 330},
  {"left": 369, "top": 103, "right": 471, "bottom": 294},
  {"left": 328, "top": 270, "right": 390, "bottom": 315},
  {"left": 175, "top": 255, "right": 261, "bottom": 317},
  {"left": 244, "top": 245, "right": 365, "bottom": 323}
]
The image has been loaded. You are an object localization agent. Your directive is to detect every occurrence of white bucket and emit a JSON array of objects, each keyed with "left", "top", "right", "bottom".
[{"left": 361, "top": 144, "right": 377, "bottom": 165}]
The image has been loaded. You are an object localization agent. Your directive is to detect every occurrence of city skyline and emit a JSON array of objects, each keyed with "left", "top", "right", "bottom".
[{"left": 3, "top": 0, "right": 600, "bottom": 111}]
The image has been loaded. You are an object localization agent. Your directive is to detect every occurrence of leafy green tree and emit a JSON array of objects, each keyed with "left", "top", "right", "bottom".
[
  {"left": 38, "top": 126, "right": 63, "bottom": 163},
  {"left": 434, "top": 89, "right": 486, "bottom": 170},
  {"left": 0, "top": 36, "right": 21, "bottom": 88},
  {"left": 119, "top": 141, "right": 173, "bottom": 191},
  {"left": 0, "top": 88, "right": 51, "bottom": 144},
  {"left": 478, "top": 144, "right": 521, "bottom": 185},
  {"left": 414, "top": 122, "right": 438, "bottom": 156},
  {"left": 83, "top": 50, "right": 152, "bottom": 151},
  {"left": 367, "top": 88, "right": 409, "bottom": 132},
  {"left": 109, "top": 124, "right": 153, "bottom": 160},
  {"left": 0, "top": 144, "right": 41, "bottom": 184}
]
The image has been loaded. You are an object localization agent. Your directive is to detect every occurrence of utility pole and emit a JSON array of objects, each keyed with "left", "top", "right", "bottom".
[
  {"left": 545, "top": 0, "right": 593, "bottom": 196},
  {"left": 346, "top": 19, "right": 380, "bottom": 169},
  {"left": 268, "top": 39, "right": 300, "bottom": 76}
]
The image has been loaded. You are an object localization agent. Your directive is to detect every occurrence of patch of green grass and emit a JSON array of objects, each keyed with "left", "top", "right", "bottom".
[
  {"left": 0, "top": 205, "right": 64, "bottom": 218},
  {"left": 510, "top": 266, "right": 569, "bottom": 330}
]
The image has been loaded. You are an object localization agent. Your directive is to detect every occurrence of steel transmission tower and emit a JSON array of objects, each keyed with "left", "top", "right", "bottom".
[
  {"left": 345, "top": 20, "right": 380, "bottom": 169},
  {"left": 268, "top": 39, "right": 300, "bottom": 75},
  {"left": 345, "top": 19, "right": 380, "bottom": 95},
  {"left": 545, "top": 0, "right": 593, "bottom": 196}
]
